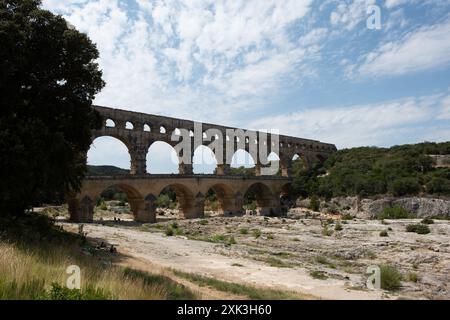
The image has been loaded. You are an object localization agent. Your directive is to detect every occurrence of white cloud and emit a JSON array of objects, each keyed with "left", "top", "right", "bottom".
[
  {"left": 385, "top": 0, "right": 410, "bottom": 8},
  {"left": 248, "top": 93, "right": 450, "bottom": 148},
  {"left": 42, "top": 0, "right": 315, "bottom": 123},
  {"left": 357, "top": 21, "right": 450, "bottom": 77},
  {"left": 329, "top": 0, "right": 376, "bottom": 30}
]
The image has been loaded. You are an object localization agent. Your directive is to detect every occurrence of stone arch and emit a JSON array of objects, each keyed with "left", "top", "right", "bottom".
[
  {"left": 147, "top": 141, "right": 179, "bottom": 174},
  {"left": 97, "top": 183, "right": 152, "bottom": 222},
  {"left": 143, "top": 124, "right": 151, "bottom": 132},
  {"left": 291, "top": 153, "right": 309, "bottom": 170},
  {"left": 87, "top": 136, "right": 131, "bottom": 171},
  {"left": 193, "top": 145, "right": 218, "bottom": 174},
  {"left": 125, "top": 121, "right": 134, "bottom": 130},
  {"left": 105, "top": 119, "right": 115, "bottom": 127},
  {"left": 243, "top": 182, "right": 279, "bottom": 216},
  {"left": 231, "top": 149, "right": 256, "bottom": 168},
  {"left": 157, "top": 183, "right": 202, "bottom": 219},
  {"left": 204, "top": 183, "right": 240, "bottom": 215}
]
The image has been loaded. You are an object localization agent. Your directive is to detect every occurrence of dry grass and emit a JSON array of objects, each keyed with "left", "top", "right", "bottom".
[
  {"left": 0, "top": 211, "right": 197, "bottom": 300},
  {"left": 0, "top": 241, "right": 197, "bottom": 300}
]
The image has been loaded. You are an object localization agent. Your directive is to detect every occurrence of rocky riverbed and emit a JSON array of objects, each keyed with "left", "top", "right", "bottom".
[{"left": 59, "top": 208, "right": 450, "bottom": 300}]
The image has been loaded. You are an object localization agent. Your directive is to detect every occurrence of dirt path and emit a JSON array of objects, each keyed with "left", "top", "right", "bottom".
[{"left": 65, "top": 222, "right": 386, "bottom": 300}]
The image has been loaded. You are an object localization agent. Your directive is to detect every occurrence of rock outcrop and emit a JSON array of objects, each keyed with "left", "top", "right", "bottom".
[{"left": 296, "top": 196, "right": 450, "bottom": 219}]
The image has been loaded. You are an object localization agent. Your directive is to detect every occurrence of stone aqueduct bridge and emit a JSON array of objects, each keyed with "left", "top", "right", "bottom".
[{"left": 68, "top": 106, "right": 337, "bottom": 223}]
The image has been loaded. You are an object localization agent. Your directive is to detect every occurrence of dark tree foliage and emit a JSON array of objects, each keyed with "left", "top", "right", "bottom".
[
  {"left": 292, "top": 142, "right": 450, "bottom": 199},
  {"left": 0, "top": 0, "right": 104, "bottom": 214}
]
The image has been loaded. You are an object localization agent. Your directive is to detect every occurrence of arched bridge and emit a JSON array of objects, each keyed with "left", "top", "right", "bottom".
[{"left": 68, "top": 106, "right": 337, "bottom": 222}]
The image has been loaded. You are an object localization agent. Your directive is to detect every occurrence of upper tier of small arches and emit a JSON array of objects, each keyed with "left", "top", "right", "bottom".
[{"left": 98, "top": 106, "right": 337, "bottom": 154}]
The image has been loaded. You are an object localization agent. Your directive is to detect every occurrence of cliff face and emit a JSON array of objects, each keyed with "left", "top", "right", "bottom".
[
  {"left": 429, "top": 155, "right": 450, "bottom": 168},
  {"left": 296, "top": 196, "right": 450, "bottom": 219},
  {"left": 359, "top": 197, "right": 450, "bottom": 219}
]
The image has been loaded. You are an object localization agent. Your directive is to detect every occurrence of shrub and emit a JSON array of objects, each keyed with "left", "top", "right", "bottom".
[
  {"left": 100, "top": 202, "right": 107, "bottom": 210},
  {"left": 378, "top": 205, "right": 411, "bottom": 219},
  {"left": 246, "top": 201, "right": 257, "bottom": 211},
  {"left": 252, "top": 229, "right": 262, "bottom": 239},
  {"left": 406, "top": 224, "right": 430, "bottom": 234},
  {"left": 198, "top": 219, "right": 208, "bottom": 225},
  {"left": 165, "top": 227, "right": 174, "bottom": 236},
  {"left": 326, "top": 204, "right": 339, "bottom": 215},
  {"left": 334, "top": 223, "right": 343, "bottom": 231},
  {"left": 380, "top": 265, "right": 402, "bottom": 290},
  {"left": 341, "top": 213, "right": 354, "bottom": 220},
  {"left": 309, "top": 271, "right": 328, "bottom": 280},
  {"left": 379, "top": 230, "right": 388, "bottom": 237},
  {"left": 239, "top": 228, "right": 249, "bottom": 235},
  {"left": 322, "top": 225, "right": 333, "bottom": 237},
  {"left": 48, "top": 283, "right": 113, "bottom": 300},
  {"left": 421, "top": 218, "right": 434, "bottom": 225},
  {"left": 388, "top": 177, "right": 421, "bottom": 197},
  {"left": 309, "top": 196, "right": 320, "bottom": 212}
]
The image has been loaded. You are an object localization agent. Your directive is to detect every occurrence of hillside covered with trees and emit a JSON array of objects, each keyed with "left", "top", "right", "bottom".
[{"left": 292, "top": 142, "right": 450, "bottom": 199}]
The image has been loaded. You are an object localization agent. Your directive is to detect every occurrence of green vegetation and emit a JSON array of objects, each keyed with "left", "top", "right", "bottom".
[
  {"left": 309, "top": 271, "right": 328, "bottom": 280},
  {"left": 321, "top": 225, "right": 333, "bottom": 237},
  {"left": 155, "top": 191, "right": 177, "bottom": 209},
  {"left": 172, "top": 270, "right": 307, "bottom": 300},
  {"left": 406, "top": 224, "right": 431, "bottom": 234},
  {"left": 229, "top": 166, "right": 256, "bottom": 177},
  {"left": 87, "top": 165, "right": 129, "bottom": 176},
  {"left": 0, "top": 0, "right": 105, "bottom": 215},
  {"left": 314, "top": 256, "right": 336, "bottom": 269},
  {"left": 334, "top": 222, "right": 343, "bottom": 231},
  {"left": 252, "top": 229, "right": 262, "bottom": 239},
  {"left": 292, "top": 142, "right": 450, "bottom": 199},
  {"left": 258, "top": 256, "right": 291, "bottom": 268},
  {"left": 0, "top": 213, "right": 197, "bottom": 300},
  {"left": 122, "top": 268, "right": 196, "bottom": 300},
  {"left": 99, "top": 186, "right": 128, "bottom": 203},
  {"left": 421, "top": 218, "right": 434, "bottom": 225},
  {"left": 378, "top": 206, "right": 412, "bottom": 219},
  {"left": 239, "top": 228, "right": 249, "bottom": 235},
  {"left": 379, "top": 230, "right": 389, "bottom": 237},
  {"left": 341, "top": 213, "right": 354, "bottom": 220},
  {"left": 309, "top": 195, "right": 320, "bottom": 211},
  {"left": 379, "top": 265, "right": 402, "bottom": 291}
]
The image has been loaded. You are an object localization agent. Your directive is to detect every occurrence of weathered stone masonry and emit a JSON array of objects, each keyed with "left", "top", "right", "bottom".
[{"left": 68, "top": 106, "right": 337, "bottom": 222}]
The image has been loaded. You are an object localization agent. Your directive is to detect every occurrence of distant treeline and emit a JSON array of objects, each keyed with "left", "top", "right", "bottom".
[
  {"left": 292, "top": 141, "right": 450, "bottom": 199},
  {"left": 87, "top": 165, "right": 129, "bottom": 176}
]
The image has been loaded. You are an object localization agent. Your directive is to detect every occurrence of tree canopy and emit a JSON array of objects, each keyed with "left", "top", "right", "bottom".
[
  {"left": 0, "top": 0, "right": 104, "bottom": 214},
  {"left": 292, "top": 142, "right": 450, "bottom": 199}
]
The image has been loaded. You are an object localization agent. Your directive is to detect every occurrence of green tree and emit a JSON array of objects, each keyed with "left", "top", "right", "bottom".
[
  {"left": 388, "top": 177, "right": 421, "bottom": 196},
  {"left": 0, "top": 0, "right": 104, "bottom": 215},
  {"left": 426, "top": 177, "right": 450, "bottom": 196}
]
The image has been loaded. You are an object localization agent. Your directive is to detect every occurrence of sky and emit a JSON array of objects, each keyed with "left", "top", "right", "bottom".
[{"left": 41, "top": 0, "right": 450, "bottom": 172}]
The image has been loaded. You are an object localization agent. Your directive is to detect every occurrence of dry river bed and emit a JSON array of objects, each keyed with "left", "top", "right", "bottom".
[{"left": 60, "top": 210, "right": 450, "bottom": 300}]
